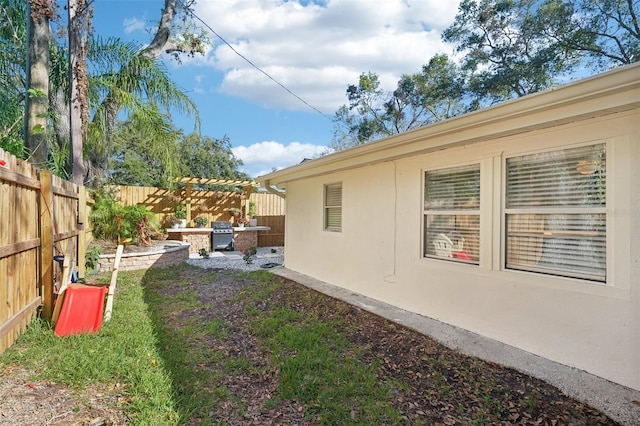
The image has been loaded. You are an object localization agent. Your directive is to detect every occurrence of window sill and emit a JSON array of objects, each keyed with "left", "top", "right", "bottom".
[
  {"left": 499, "top": 268, "right": 630, "bottom": 301},
  {"left": 422, "top": 255, "right": 479, "bottom": 266}
]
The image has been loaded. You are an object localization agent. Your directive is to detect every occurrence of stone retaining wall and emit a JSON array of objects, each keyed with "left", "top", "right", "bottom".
[{"left": 97, "top": 242, "right": 190, "bottom": 272}]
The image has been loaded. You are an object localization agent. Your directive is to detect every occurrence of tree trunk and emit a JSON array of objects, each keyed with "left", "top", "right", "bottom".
[
  {"left": 25, "top": 0, "right": 53, "bottom": 166},
  {"left": 68, "top": 0, "right": 91, "bottom": 185},
  {"left": 50, "top": 83, "right": 71, "bottom": 169}
]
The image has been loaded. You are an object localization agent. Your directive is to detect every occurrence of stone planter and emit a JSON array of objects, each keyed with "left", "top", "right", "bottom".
[{"left": 98, "top": 241, "right": 189, "bottom": 271}]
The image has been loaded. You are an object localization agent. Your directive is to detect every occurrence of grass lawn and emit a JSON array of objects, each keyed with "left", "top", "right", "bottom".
[{"left": 0, "top": 264, "right": 617, "bottom": 425}]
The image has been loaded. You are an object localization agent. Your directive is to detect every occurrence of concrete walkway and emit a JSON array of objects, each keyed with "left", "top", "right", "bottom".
[{"left": 271, "top": 267, "right": 640, "bottom": 426}]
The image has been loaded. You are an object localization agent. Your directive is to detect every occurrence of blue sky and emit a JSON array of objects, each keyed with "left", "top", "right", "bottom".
[{"left": 89, "top": 0, "right": 461, "bottom": 177}]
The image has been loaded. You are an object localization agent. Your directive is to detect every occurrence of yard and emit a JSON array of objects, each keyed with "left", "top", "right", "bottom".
[{"left": 0, "top": 264, "right": 618, "bottom": 425}]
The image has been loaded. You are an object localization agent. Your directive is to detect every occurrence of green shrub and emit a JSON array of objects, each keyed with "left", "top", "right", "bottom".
[
  {"left": 85, "top": 245, "right": 102, "bottom": 272},
  {"left": 90, "top": 190, "right": 160, "bottom": 245}
]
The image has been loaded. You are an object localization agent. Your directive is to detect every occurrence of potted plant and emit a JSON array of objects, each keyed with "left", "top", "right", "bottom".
[
  {"left": 194, "top": 215, "right": 208, "bottom": 228},
  {"left": 167, "top": 214, "right": 181, "bottom": 229},
  {"left": 248, "top": 201, "right": 258, "bottom": 226},
  {"left": 174, "top": 202, "right": 187, "bottom": 227},
  {"left": 236, "top": 217, "right": 249, "bottom": 228}
]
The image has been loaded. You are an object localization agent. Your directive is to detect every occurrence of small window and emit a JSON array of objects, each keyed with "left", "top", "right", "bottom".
[
  {"left": 505, "top": 144, "right": 606, "bottom": 282},
  {"left": 324, "top": 183, "right": 342, "bottom": 232},
  {"left": 424, "top": 164, "right": 480, "bottom": 264}
]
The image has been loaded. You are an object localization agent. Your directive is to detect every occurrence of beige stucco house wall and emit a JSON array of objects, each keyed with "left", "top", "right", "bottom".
[{"left": 258, "top": 63, "right": 640, "bottom": 391}]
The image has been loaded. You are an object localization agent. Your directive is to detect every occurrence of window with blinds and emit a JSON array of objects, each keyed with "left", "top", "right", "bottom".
[
  {"left": 505, "top": 143, "right": 606, "bottom": 282},
  {"left": 424, "top": 164, "right": 480, "bottom": 264},
  {"left": 324, "top": 183, "right": 342, "bottom": 232}
]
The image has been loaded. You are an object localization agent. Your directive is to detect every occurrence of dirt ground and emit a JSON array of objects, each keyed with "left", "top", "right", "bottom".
[
  {"left": 0, "top": 365, "right": 127, "bottom": 425},
  {"left": 0, "top": 267, "right": 621, "bottom": 425}
]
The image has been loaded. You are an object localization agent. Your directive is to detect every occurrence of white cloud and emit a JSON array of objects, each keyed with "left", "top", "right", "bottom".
[
  {"left": 122, "top": 17, "right": 146, "bottom": 34},
  {"left": 233, "top": 140, "right": 331, "bottom": 177},
  {"left": 192, "top": 0, "right": 461, "bottom": 113}
]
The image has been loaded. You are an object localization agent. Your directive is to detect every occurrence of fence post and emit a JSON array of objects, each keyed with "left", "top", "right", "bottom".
[
  {"left": 77, "top": 186, "right": 87, "bottom": 280},
  {"left": 39, "top": 170, "right": 54, "bottom": 320}
]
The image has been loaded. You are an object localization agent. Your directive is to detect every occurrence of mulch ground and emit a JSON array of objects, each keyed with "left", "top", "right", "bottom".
[
  {"left": 150, "top": 267, "right": 618, "bottom": 425},
  {"left": 0, "top": 267, "right": 620, "bottom": 425}
]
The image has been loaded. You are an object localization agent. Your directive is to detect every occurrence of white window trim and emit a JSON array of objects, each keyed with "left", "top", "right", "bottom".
[
  {"left": 324, "top": 182, "right": 342, "bottom": 232},
  {"left": 422, "top": 162, "right": 481, "bottom": 265}
]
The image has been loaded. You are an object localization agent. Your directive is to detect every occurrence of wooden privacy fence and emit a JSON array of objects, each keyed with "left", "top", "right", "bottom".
[
  {"left": 0, "top": 150, "right": 93, "bottom": 355},
  {"left": 0, "top": 151, "right": 283, "bottom": 355},
  {"left": 250, "top": 192, "right": 285, "bottom": 247},
  {"left": 115, "top": 185, "right": 286, "bottom": 247}
]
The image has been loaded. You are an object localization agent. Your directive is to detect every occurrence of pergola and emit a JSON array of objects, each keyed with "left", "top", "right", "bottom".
[{"left": 170, "top": 177, "right": 257, "bottom": 222}]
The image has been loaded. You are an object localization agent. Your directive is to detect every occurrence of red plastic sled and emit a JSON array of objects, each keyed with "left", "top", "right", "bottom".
[{"left": 54, "top": 284, "right": 108, "bottom": 337}]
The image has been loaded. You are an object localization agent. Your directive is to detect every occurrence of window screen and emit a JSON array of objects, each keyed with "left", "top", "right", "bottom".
[
  {"left": 324, "top": 183, "right": 342, "bottom": 232},
  {"left": 505, "top": 144, "right": 606, "bottom": 281}
]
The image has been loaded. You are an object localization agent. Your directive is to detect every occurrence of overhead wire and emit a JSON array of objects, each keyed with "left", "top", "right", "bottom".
[{"left": 179, "top": 1, "right": 336, "bottom": 123}]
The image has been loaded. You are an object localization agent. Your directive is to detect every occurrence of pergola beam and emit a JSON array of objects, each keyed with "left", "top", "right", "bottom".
[
  {"left": 170, "top": 176, "right": 258, "bottom": 222},
  {"left": 171, "top": 176, "right": 257, "bottom": 189}
]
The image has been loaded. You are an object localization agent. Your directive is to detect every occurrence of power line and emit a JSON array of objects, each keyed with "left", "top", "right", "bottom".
[{"left": 181, "top": 2, "right": 335, "bottom": 122}]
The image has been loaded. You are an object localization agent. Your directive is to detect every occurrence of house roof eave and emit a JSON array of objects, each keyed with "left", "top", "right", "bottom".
[{"left": 257, "top": 62, "right": 640, "bottom": 188}]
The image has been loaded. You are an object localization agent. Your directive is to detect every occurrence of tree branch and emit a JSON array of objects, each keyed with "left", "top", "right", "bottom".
[{"left": 141, "top": 0, "right": 177, "bottom": 60}]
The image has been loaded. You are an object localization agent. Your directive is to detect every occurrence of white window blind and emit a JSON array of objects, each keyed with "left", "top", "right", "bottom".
[
  {"left": 424, "top": 164, "right": 480, "bottom": 263},
  {"left": 505, "top": 144, "right": 606, "bottom": 282},
  {"left": 324, "top": 183, "right": 342, "bottom": 232}
]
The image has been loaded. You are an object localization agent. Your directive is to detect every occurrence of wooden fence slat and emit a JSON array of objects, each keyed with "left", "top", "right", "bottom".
[
  {"left": 77, "top": 186, "right": 88, "bottom": 279},
  {"left": 0, "top": 166, "right": 40, "bottom": 189},
  {"left": 0, "top": 154, "right": 55, "bottom": 354},
  {"left": 0, "top": 296, "right": 41, "bottom": 341},
  {"left": 39, "top": 170, "right": 54, "bottom": 321},
  {"left": 0, "top": 238, "right": 40, "bottom": 259}
]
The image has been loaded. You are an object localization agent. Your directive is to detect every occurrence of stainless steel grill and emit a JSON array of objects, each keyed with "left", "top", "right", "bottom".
[{"left": 211, "top": 221, "right": 234, "bottom": 251}]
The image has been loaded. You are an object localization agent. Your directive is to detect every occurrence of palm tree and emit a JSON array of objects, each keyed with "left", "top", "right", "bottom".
[
  {"left": 84, "top": 36, "right": 200, "bottom": 185},
  {"left": 0, "top": 0, "right": 202, "bottom": 183}
]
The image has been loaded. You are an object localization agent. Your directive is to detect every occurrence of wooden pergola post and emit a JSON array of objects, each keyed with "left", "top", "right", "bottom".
[
  {"left": 185, "top": 182, "right": 193, "bottom": 224},
  {"left": 243, "top": 185, "right": 253, "bottom": 217}
]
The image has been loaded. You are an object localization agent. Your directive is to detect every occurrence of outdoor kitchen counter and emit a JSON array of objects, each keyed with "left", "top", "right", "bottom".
[
  {"left": 232, "top": 226, "right": 271, "bottom": 252},
  {"left": 232, "top": 226, "right": 271, "bottom": 232},
  {"left": 166, "top": 228, "right": 213, "bottom": 255},
  {"left": 166, "top": 228, "right": 215, "bottom": 232},
  {"left": 166, "top": 227, "right": 272, "bottom": 254}
]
